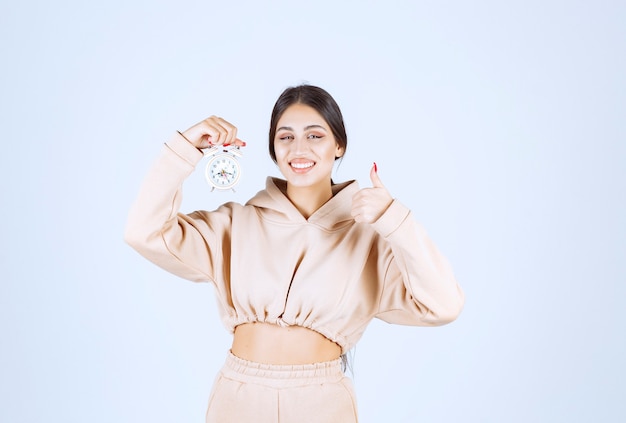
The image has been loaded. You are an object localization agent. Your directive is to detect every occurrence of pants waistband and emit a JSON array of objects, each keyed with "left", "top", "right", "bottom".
[{"left": 221, "top": 351, "right": 344, "bottom": 388}]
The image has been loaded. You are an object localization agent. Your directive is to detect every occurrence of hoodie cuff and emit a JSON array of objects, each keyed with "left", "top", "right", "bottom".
[
  {"left": 371, "top": 199, "right": 411, "bottom": 238},
  {"left": 164, "top": 132, "right": 205, "bottom": 167}
]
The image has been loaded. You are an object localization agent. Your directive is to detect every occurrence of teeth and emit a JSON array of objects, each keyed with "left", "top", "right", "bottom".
[{"left": 291, "top": 162, "right": 314, "bottom": 169}]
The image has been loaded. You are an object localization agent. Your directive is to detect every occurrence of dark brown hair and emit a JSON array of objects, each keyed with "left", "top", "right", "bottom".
[{"left": 268, "top": 85, "right": 348, "bottom": 163}]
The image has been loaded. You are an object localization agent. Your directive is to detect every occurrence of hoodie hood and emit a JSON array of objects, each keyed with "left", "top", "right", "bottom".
[{"left": 246, "top": 177, "right": 359, "bottom": 231}]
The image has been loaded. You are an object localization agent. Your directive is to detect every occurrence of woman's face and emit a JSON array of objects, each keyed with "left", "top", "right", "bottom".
[{"left": 273, "top": 103, "right": 344, "bottom": 189}]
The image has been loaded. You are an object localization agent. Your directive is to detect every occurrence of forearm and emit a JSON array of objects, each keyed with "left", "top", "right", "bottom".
[
  {"left": 374, "top": 200, "right": 465, "bottom": 323},
  {"left": 124, "top": 133, "right": 213, "bottom": 281}
]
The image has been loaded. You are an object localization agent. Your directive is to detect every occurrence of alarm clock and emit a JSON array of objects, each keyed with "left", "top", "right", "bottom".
[{"left": 203, "top": 145, "right": 243, "bottom": 191}]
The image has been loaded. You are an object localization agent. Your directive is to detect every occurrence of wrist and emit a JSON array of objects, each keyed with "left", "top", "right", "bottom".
[
  {"left": 167, "top": 132, "right": 205, "bottom": 165},
  {"left": 177, "top": 130, "right": 203, "bottom": 151}
]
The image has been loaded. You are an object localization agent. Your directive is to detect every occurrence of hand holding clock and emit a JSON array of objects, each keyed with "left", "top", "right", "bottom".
[
  {"left": 179, "top": 116, "right": 246, "bottom": 191},
  {"left": 181, "top": 116, "right": 246, "bottom": 149}
]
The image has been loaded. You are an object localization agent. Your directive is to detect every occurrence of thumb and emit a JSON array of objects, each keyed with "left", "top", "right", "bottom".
[
  {"left": 228, "top": 138, "right": 247, "bottom": 147},
  {"left": 370, "top": 162, "right": 385, "bottom": 188}
]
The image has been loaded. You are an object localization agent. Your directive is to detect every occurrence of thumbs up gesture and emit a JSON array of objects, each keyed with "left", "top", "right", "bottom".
[{"left": 351, "top": 163, "right": 394, "bottom": 224}]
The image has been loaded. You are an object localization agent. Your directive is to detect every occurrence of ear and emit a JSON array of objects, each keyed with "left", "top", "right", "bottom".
[{"left": 335, "top": 144, "right": 344, "bottom": 159}]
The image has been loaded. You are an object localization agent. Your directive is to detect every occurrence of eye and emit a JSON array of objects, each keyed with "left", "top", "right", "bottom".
[
  {"left": 277, "top": 134, "right": 293, "bottom": 142},
  {"left": 307, "top": 134, "right": 323, "bottom": 140}
]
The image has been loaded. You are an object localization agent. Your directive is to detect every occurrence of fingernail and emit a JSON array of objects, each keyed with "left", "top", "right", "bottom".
[
  {"left": 224, "top": 143, "right": 231, "bottom": 147},
  {"left": 373, "top": 162, "right": 378, "bottom": 172},
  {"left": 241, "top": 141, "right": 247, "bottom": 147}
]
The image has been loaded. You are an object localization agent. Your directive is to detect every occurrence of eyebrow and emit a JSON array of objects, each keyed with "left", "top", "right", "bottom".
[{"left": 276, "top": 124, "right": 327, "bottom": 132}]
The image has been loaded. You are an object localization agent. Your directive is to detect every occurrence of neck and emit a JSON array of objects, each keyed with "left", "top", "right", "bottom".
[{"left": 286, "top": 181, "right": 333, "bottom": 219}]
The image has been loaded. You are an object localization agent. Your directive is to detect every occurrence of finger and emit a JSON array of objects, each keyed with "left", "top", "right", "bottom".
[
  {"left": 207, "top": 118, "right": 228, "bottom": 145},
  {"left": 370, "top": 162, "right": 385, "bottom": 188},
  {"left": 350, "top": 207, "right": 363, "bottom": 222},
  {"left": 216, "top": 117, "right": 237, "bottom": 146},
  {"left": 202, "top": 116, "right": 226, "bottom": 145}
]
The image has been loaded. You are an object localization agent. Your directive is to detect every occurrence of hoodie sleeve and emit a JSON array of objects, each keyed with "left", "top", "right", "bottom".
[
  {"left": 372, "top": 200, "right": 465, "bottom": 326},
  {"left": 124, "top": 132, "right": 232, "bottom": 283}
]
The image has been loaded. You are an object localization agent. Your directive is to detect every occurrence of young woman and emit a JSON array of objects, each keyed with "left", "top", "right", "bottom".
[{"left": 125, "top": 85, "right": 464, "bottom": 422}]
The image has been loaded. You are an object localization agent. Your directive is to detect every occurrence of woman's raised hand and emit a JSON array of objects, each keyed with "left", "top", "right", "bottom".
[
  {"left": 181, "top": 116, "right": 246, "bottom": 149},
  {"left": 351, "top": 163, "right": 393, "bottom": 224}
]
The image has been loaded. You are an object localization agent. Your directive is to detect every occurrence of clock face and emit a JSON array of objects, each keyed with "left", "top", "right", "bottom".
[{"left": 205, "top": 154, "right": 241, "bottom": 189}]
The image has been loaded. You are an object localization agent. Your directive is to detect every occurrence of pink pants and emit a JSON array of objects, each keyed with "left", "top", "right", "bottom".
[{"left": 205, "top": 352, "right": 358, "bottom": 422}]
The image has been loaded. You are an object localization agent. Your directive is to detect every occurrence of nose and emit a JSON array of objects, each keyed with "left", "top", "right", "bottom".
[{"left": 292, "top": 135, "right": 309, "bottom": 154}]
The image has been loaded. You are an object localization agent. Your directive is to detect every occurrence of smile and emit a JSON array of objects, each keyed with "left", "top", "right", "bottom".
[{"left": 290, "top": 161, "right": 315, "bottom": 170}]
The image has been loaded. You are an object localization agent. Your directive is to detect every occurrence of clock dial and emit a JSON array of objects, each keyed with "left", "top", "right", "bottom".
[{"left": 205, "top": 153, "right": 241, "bottom": 189}]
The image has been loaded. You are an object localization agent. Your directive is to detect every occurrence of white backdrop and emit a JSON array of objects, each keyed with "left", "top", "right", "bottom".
[{"left": 1, "top": 1, "right": 624, "bottom": 422}]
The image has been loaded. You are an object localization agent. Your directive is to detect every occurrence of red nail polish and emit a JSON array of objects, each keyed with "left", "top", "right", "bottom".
[
  {"left": 241, "top": 141, "right": 247, "bottom": 147},
  {"left": 373, "top": 162, "right": 378, "bottom": 172}
]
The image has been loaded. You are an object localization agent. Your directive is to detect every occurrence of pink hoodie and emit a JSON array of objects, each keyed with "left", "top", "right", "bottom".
[{"left": 125, "top": 132, "right": 464, "bottom": 353}]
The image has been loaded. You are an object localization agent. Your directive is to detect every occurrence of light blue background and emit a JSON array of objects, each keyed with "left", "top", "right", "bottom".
[{"left": 1, "top": 1, "right": 624, "bottom": 422}]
